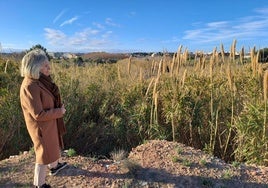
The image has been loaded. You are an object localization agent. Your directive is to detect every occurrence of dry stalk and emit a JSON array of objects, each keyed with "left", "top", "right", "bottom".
[
  {"left": 209, "top": 49, "right": 216, "bottom": 154},
  {"left": 220, "top": 43, "right": 225, "bottom": 64},
  {"left": 4, "top": 60, "right": 9, "bottom": 73},
  {"left": 226, "top": 64, "right": 233, "bottom": 91},
  {"left": 215, "top": 50, "right": 219, "bottom": 66},
  {"left": 252, "top": 50, "right": 261, "bottom": 77},
  {"left": 139, "top": 67, "right": 143, "bottom": 82},
  {"left": 194, "top": 51, "right": 198, "bottom": 67},
  {"left": 209, "top": 51, "right": 216, "bottom": 82},
  {"left": 153, "top": 91, "right": 159, "bottom": 125},
  {"left": 258, "top": 64, "right": 263, "bottom": 78},
  {"left": 183, "top": 48, "right": 188, "bottom": 65},
  {"left": 195, "top": 51, "right": 205, "bottom": 71},
  {"left": 181, "top": 69, "right": 187, "bottom": 88},
  {"left": 117, "top": 64, "right": 121, "bottom": 81},
  {"left": 176, "top": 45, "right": 183, "bottom": 74},
  {"left": 224, "top": 64, "right": 235, "bottom": 157},
  {"left": 150, "top": 60, "right": 163, "bottom": 126},
  {"left": 145, "top": 77, "right": 155, "bottom": 97},
  {"left": 202, "top": 53, "right": 207, "bottom": 70},
  {"left": 152, "top": 63, "right": 160, "bottom": 103},
  {"left": 264, "top": 70, "right": 268, "bottom": 102},
  {"left": 230, "top": 39, "right": 237, "bottom": 62},
  {"left": 240, "top": 46, "right": 245, "bottom": 64},
  {"left": 162, "top": 58, "right": 167, "bottom": 74},
  {"left": 251, "top": 47, "right": 257, "bottom": 74},
  {"left": 128, "top": 55, "right": 132, "bottom": 76},
  {"left": 151, "top": 60, "right": 156, "bottom": 74},
  {"left": 171, "top": 53, "right": 176, "bottom": 76},
  {"left": 263, "top": 70, "right": 268, "bottom": 149}
]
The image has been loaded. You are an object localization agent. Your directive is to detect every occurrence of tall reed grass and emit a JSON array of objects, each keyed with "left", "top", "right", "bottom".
[{"left": 0, "top": 42, "right": 267, "bottom": 166}]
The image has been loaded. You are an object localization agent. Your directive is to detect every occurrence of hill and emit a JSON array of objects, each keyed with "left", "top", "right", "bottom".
[
  {"left": 0, "top": 140, "right": 267, "bottom": 187},
  {"left": 82, "top": 52, "right": 130, "bottom": 60}
]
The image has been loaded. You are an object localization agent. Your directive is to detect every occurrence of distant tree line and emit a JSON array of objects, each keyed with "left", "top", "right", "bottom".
[{"left": 259, "top": 48, "right": 268, "bottom": 62}]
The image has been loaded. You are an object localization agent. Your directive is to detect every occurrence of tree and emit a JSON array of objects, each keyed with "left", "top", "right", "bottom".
[
  {"left": 259, "top": 48, "right": 268, "bottom": 62},
  {"left": 74, "top": 56, "right": 84, "bottom": 66},
  {"left": 27, "top": 44, "right": 51, "bottom": 60}
]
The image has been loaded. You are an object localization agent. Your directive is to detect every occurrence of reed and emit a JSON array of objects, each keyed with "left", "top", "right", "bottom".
[
  {"left": 139, "top": 67, "right": 143, "bottom": 82},
  {"left": 194, "top": 51, "right": 198, "bottom": 67},
  {"left": 2, "top": 41, "right": 268, "bottom": 165},
  {"left": 145, "top": 77, "right": 155, "bottom": 97},
  {"left": 223, "top": 64, "right": 235, "bottom": 157},
  {"left": 183, "top": 48, "right": 188, "bottom": 65},
  {"left": 128, "top": 55, "right": 132, "bottom": 76},
  {"left": 230, "top": 39, "right": 237, "bottom": 63},
  {"left": 220, "top": 43, "right": 225, "bottom": 64},
  {"left": 181, "top": 69, "right": 187, "bottom": 88},
  {"left": 4, "top": 60, "right": 9, "bottom": 73},
  {"left": 240, "top": 46, "right": 245, "bottom": 64},
  {"left": 263, "top": 70, "right": 268, "bottom": 148},
  {"left": 116, "top": 64, "right": 121, "bottom": 81},
  {"left": 171, "top": 52, "right": 176, "bottom": 76},
  {"left": 150, "top": 59, "right": 162, "bottom": 127},
  {"left": 209, "top": 49, "right": 215, "bottom": 154},
  {"left": 251, "top": 47, "right": 257, "bottom": 75},
  {"left": 175, "top": 45, "right": 183, "bottom": 75}
]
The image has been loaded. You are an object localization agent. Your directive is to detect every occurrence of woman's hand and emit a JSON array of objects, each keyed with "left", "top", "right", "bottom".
[{"left": 61, "top": 104, "right": 66, "bottom": 115}]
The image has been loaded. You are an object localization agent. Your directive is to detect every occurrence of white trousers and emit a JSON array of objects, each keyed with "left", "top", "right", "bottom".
[{"left": 33, "top": 160, "right": 58, "bottom": 186}]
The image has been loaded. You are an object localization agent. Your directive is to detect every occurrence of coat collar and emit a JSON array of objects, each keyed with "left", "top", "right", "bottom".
[{"left": 24, "top": 77, "right": 55, "bottom": 98}]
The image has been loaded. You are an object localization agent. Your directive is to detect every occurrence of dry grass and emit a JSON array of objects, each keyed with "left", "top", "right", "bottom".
[{"left": 110, "top": 149, "right": 127, "bottom": 162}]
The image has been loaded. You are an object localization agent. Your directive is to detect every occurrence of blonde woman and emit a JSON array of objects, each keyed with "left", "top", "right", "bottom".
[{"left": 20, "top": 49, "right": 67, "bottom": 188}]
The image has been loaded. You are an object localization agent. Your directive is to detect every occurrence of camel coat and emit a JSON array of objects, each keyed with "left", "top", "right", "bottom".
[{"left": 20, "top": 77, "right": 63, "bottom": 164}]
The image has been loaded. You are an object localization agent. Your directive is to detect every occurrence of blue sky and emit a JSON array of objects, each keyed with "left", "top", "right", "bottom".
[{"left": 1, "top": 0, "right": 268, "bottom": 53}]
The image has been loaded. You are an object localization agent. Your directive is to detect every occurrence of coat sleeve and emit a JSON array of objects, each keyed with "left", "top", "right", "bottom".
[{"left": 21, "top": 82, "right": 63, "bottom": 122}]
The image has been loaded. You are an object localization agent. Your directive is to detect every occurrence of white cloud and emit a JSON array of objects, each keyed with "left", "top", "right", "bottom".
[
  {"left": 102, "top": 31, "right": 113, "bottom": 38},
  {"left": 69, "top": 28, "right": 100, "bottom": 45},
  {"left": 206, "top": 21, "right": 229, "bottom": 28},
  {"left": 93, "top": 22, "right": 105, "bottom": 29},
  {"left": 105, "top": 18, "right": 120, "bottom": 27},
  {"left": 60, "top": 16, "right": 79, "bottom": 27},
  {"left": 182, "top": 8, "right": 268, "bottom": 44},
  {"left": 44, "top": 28, "right": 66, "bottom": 45},
  {"left": 53, "top": 9, "right": 67, "bottom": 24},
  {"left": 129, "top": 11, "right": 136, "bottom": 17},
  {"left": 44, "top": 27, "right": 114, "bottom": 51},
  {"left": 255, "top": 7, "right": 268, "bottom": 15}
]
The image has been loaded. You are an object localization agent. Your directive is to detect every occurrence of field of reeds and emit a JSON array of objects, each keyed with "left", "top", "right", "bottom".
[{"left": 0, "top": 41, "right": 267, "bottom": 166}]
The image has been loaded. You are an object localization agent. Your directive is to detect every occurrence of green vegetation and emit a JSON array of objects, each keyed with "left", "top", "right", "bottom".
[
  {"left": 67, "top": 148, "right": 77, "bottom": 157},
  {"left": 0, "top": 41, "right": 267, "bottom": 167},
  {"left": 199, "top": 158, "right": 207, "bottom": 166},
  {"left": 171, "top": 156, "right": 180, "bottom": 163},
  {"left": 221, "top": 170, "right": 233, "bottom": 179}
]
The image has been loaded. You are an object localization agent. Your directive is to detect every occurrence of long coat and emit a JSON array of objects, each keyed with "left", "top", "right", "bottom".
[{"left": 20, "top": 77, "right": 63, "bottom": 164}]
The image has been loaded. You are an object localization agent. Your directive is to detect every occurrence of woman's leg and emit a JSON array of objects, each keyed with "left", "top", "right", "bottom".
[
  {"left": 48, "top": 159, "right": 67, "bottom": 176},
  {"left": 33, "top": 163, "right": 47, "bottom": 186},
  {"left": 48, "top": 160, "right": 58, "bottom": 169}
]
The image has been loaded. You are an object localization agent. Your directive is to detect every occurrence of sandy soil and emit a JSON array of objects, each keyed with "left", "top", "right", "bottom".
[{"left": 0, "top": 140, "right": 267, "bottom": 188}]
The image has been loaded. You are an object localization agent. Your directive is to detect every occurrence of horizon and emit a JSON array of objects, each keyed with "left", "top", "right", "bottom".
[{"left": 1, "top": 0, "right": 268, "bottom": 53}]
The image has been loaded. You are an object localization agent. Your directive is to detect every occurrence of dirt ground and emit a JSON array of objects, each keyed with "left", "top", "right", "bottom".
[{"left": 0, "top": 140, "right": 267, "bottom": 188}]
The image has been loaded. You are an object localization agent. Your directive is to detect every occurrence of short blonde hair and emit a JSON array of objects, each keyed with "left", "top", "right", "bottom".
[{"left": 21, "top": 49, "right": 48, "bottom": 79}]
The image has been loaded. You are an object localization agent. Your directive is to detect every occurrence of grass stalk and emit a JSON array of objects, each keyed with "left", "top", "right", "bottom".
[
  {"left": 4, "top": 60, "right": 9, "bottom": 73},
  {"left": 128, "top": 55, "right": 132, "bottom": 76},
  {"left": 117, "top": 64, "right": 121, "bottom": 81},
  {"left": 240, "top": 46, "right": 244, "bottom": 64},
  {"left": 220, "top": 43, "right": 225, "bottom": 64},
  {"left": 263, "top": 70, "right": 268, "bottom": 150},
  {"left": 223, "top": 64, "right": 234, "bottom": 157}
]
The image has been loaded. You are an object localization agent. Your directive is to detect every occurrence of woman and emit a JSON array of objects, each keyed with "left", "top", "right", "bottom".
[{"left": 20, "top": 49, "right": 67, "bottom": 188}]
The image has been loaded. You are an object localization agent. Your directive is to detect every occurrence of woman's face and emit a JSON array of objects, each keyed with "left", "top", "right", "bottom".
[{"left": 40, "top": 60, "right": 51, "bottom": 76}]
